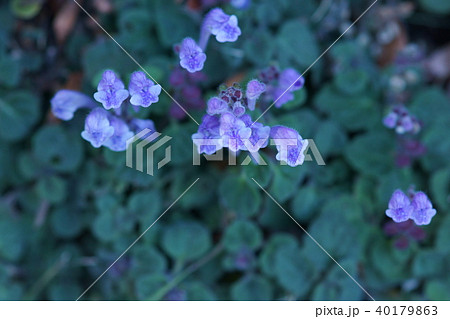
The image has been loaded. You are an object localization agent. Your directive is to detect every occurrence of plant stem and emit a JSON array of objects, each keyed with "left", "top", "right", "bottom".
[{"left": 148, "top": 243, "right": 224, "bottom": 301}]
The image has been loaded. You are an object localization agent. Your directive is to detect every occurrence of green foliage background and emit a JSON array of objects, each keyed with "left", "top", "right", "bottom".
[{"left": 0, "top": 0, "right": 449, "bottom": 300}]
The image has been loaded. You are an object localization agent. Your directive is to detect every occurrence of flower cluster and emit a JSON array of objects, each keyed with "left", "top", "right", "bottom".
[
  {"left": 51, "top": 70, "right": 161, "bottom": 151},
  {"left": 177, "top": 8, "right": 241, "bottom": 73},
  {"left": 383, "top": 104, "right": 421, "bottom": 135},
  {"left": 386, "top": 188, "right": 437, "bottom": 225},
  {"left": 192, "top": 80, "right": 308, "bottom": 166},
  {"left": 258, "top": 66, "right": 305, "bottom": 108}
]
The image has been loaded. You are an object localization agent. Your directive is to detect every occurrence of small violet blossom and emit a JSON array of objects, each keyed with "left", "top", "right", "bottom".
[
  {"left": 207, "top": 96, "right": 229, "bottom": 115},
  {"left": 50, "top": 90, "right": 97, "bottom": 121},
  {"left": 103, "top": 116, "right": 135, "bottom": 152},
  {"left": 219, "top": 112, "right": 252, "bottom": 152},
  {"left": 383, "top": 104, "right": 421, "bottom": 134},
  {"left": 259, "top": 66, "right": 305, "bottom": 108},
  {"left": 385, "top": 189, "right": 414, "bottom": 223},
  {"left": 128, "top": 71, "right": 161, "bottom": 107},
  {"left": 270, "top": 126, "right": 309, "bottom": 167},
  {"left": 93, "top": 70, "right": 129, "bottom": 109},
  {"left": 385, "top": 189, "right": 437, "bottom": 225},
  {"left": 52, "top": 69, "right": 162, "bottom": 152},
  {"left": 410, "top": 192, "right": 437, "bottom": 225},
  {"left": 192, "top": 114, "right": 223, "bottom": 155},
  {"left": 178, "top": 37, "right": 207, "bottom": 73},
  {"left": 246, "top": 79, "right": 266, "bottom": 111},
  {"left": 81, "top": 108, "right": 114, "bottom": 148},
  {"left": 200, "top": 8, "right": 241, "bottom": 50}
]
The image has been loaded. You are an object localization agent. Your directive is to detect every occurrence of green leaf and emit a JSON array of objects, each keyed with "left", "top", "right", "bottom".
[
  {"left": 412, "top": 250, "right": 445, "bottom": 278},
  {"left": 436, "top": 216, "right": 450, "bottom": 254},
  {"left": 259, "top": 233, "right": 299, "bottom": 277},
  {"left": 274, "top": 245, "right": 315, "bottom": 297},
  {"left": 425, "top": 280, "right": 450, "bottom": 300},
  {"left": 131, "top": 246, "right": 167, "bottom": 275},
  {"left": 314, "top": 85, "right": 380, "bottom": 131},
  {"left": 219, "top": 174, "right": 261, "bottom": 217},
  {"left": 50, "top": 207, "right": 83, "bottom": 239},
  {"left": 231, "top": 275, "right": 273, "bottom": 301},
  {"left": 312, "top": 259, "right": 363, "bottom": 301},
  {"left": 269, "top": 165, "right": 307, "bottom": 202},
  {"left": 32, "top": 125, "right": 83, "bottom": 173},
  {"left": 314, "top": 120, "right": 347, "bottom": 158},
  {"left": 135, "top": 274, "right": 167, "bottom": 300},
  {"left": 277, "top": 20, "right": 319, "bottom": 69},
  {"left": 0, "top": 54, "right": 21, "bottom": 87},
  {"left": 0, "top": 91, "right": 40, "bottom": 141},
  {"left": 10, "top": 0, "right": 43, "bottom": 19},
  {"left": 36, "top": 175, "right": 67, "bottom": 204},
  {"left": 345, "top": 131, "right": 394, "bottom": 177},
  {"left": 243, "top": 31, "right": 274, "bottom": 67},
  {"left": 127, "top": 190, "right": 162, "bottom": 229},
  {"left": 419, "top": 0, "right": 450, "bottom": 14},
  {"left": 0, "top": 206, "right": 27, "bottom": 261},
  {"left": 291, "top": 185, "right": 319, "bottom": 222},
  {"left": 184, "top": 282, "right": 216, "bottom": 301},
  {"left": 431, "top": 168, "right": 450, "bottom": 211},
  {"left": 161, "top": 220, "right": 211, "bottom": 262},
  {"left": 333, "top": 70, "right": 369, "bottom": 96},
  {"left": 223, "top": 220, "right": 262, "bottom": 253}
]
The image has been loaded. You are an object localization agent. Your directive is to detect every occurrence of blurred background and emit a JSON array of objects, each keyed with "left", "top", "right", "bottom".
[{"left": 0, "top": 0, "right": 449, "bottom": 300}]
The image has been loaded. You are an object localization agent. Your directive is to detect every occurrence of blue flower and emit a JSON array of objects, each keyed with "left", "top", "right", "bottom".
[
  {"left": 232, "top": 101, "right": 246, "bottom": 117},
  {"left": 179, "top": 37, "right": 207, "bottom": 73},
  {"left": 81, "top": 108, "right": 114, "bottom": 148},
  {"left": 200, "top": 8, "right": 241, "bottom": 49},
  {"left": 411, "top": 192, "right": 437, "bottom": 225},
  {"left": 246, "top": 80, "right": 266, "bottom": 111},
  {"left": 272, "top": 68, "right": 305, "bottom": 108},
  {"left": 104, "top": 116, "right": 135, "bottom": 152},
  {"left": 385, "top": 189, "right": 413, "bottom": 223},
  {"left": 50, "top": 90, "right": 97, "bottom": 121},
  {"left": 128, "top": 71, "right": 161, "bottom": 108},
  {"left": 192, "top": 114, "right": 223, "bottom": 155},
  {"left": 93, "top": 70, "right": 129, "bottom": 110},
  {"left": 240, "top": 114, "right": 270, "bottom": 151},
  {"left": 270, "top": 125, "right": 308, "bottom": 167},
  {"left": 219, "top": 112, "right": 252, "bottom": 152},
  {"left": 207, "top": 96, "right": 229, "bottom": 115}
]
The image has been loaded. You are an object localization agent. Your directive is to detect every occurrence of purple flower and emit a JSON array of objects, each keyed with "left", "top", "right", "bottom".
[
  {"left": 411, "top": 192, "right": 437, "bottom": 225},
  {"left": 383, "top": 112, "right": 398, "bottom": 128},
  {"left": 219, "top": 112, "right": 252, "bottom": 152},
  {"left": 81, "top": 108, "right": 114, "bottom": 148},
  {"left": 128, "top": 71, "right": 161, "bottom": 107},
  {"left": 179, "top": 37, "right": 207, "bottom": 73},
  {"left": 240, "top": 114, "right": 270, "bottom": 151},
  {"left": 270, "top": 126, "right": 308, "bottom": 167},
  {"left": 192, "top": 114, "right": 223, "bottom": 155},
  {"left": 103, "top": 116, "right": 135, "bottom": 152},
  {"left": 207, "top": 97, "right": 229, "bottom": 115},
  {"left": 279, "top": 68, "right": 305, "bottom": 92},
  {"left": 232, "top": 101, "right": 246, "bottom": 117},
  {"left": 51, "top": 90, "right": 97, "bottom": 121},
  {"left": 200, "top": 8, "right": 241, "bottom": 49},
  {"left": 93, "top": 70, "right": 129, "bottom": 110},
  {"left": 246, "top": 80, "right": 266, "bottom": 111},
  {"left": 385, "top": 189, "right": 414, "bottom": 223}
]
